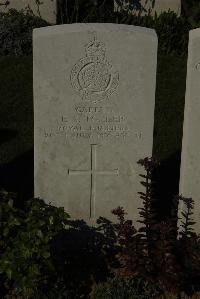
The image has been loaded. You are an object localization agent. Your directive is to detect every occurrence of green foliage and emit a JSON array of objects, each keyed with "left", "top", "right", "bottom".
[
  {"left": 179, "top": 196, "right": 196, "bottom": 238},
  {"left": 182, "top": 0, "right": 200, "bottom": 28},
  {"left": 0, "top": 3, "right": 192, "bottom": 57},
  {"left": 0, "top": 189, "right": 119, "bottom": 298},
  {"left": 158, "top": 292, "right": 200, "bottom": 299},
  {"left": 57, "top": 0, "right": 114, "bottom": 23},
  {"left": 137, "top": 157, "right": 160, "bottom": 276},
  {"left": 115, "top": 0, "right": 154, "bottom": 13},
  {"left": 0, "top": 8, "right": 50, "bottom": 56},
  {"left": 57, "top": 1, "right": 191, "bottom": 56},
  {"left": 115, "top": 10, "right": 191, "bottom": 56},
  {"left": 90, "top": 276, "right": 162, "bottom": 299},
  {"left": 0, "top": 189, "right": 70, "bottom": 297}
]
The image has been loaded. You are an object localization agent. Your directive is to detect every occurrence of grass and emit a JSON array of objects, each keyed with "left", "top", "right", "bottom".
[
  {"left": 0, "top": 53, "right": 188, "bottom": 215},
  {"left": 0, "top": 55, "right": 33, "bottom": 201},
  {"left": 0, "top": 55, "right": 33, "bottom": 163}
]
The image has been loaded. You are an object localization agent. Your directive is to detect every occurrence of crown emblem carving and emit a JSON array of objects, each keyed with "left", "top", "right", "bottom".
[{"left": 70, "top": 37, "right": 119, "bottom": 103}]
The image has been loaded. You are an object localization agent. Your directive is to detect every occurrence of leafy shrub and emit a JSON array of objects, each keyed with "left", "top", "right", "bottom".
[
  {"left": 57, "top": 0, "right": 114, "bottom": 23},
  {"left": 90, "top": 275, "right": 162, "bottom": 299},
  {"left": 0, "top": 190, "right": 118, "bottom": 298},
  {"left": 114, "top": 0, "right": 152, "bottom": 13},
  {"left": 93, "top": 158, "right": 200, "bottom": 297},
  {"left": 0, "top": 189, "right": 70, "bottom": 298},
  {"left": 158, "top": 292, "right": 200, "bottom": 299},
  {"left": 181, "top": 0, "right": 200, "bottom": 28},
  {"left": 0, "top": 3, "right": 192, "bottom": 57},
  {"left": 0, "top": 8, "right": 50, "bottom": 56}
]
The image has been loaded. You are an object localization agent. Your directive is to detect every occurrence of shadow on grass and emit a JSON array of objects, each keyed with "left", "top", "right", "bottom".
[
  {"left": 0, "top": 129, "right": 18, "bottom": 144},
  {"left": 0, "top": 148, "right": 34, "bottom": 206}
]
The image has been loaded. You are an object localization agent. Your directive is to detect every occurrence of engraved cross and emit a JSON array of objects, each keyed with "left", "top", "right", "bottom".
[{"left": 68, "top": 144, "right": 119, "bottom": 219}]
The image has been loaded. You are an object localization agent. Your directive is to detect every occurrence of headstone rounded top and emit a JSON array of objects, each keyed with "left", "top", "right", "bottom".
[
  {"left": 33, "top": 23, "right": 157, "bottom": 39},
  {"left": 189, "top": 28, "right": 200, "bottom": 39}
]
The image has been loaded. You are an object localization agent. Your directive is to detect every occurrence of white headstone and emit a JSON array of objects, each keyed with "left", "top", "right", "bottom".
[
  {"left": 114, "top": 0, "right": 181, "bottom": 16},
  {"left": 179, "top": 29, "right": 200, "bottom": 234},
  {"left": 33, "top": 23, "right": 157, "bottom": 226},
  {"left": 0, "top": 0, "right": 57, "bottom": 24}
]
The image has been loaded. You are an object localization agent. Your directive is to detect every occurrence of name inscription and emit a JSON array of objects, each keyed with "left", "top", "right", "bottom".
[{"left": 44, "top": 105, "right": 142, "bottom": 141}]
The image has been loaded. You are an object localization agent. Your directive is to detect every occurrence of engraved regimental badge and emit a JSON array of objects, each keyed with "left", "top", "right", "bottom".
[{"left": 70, "top": 37, "right": 119, "bottom": 103}]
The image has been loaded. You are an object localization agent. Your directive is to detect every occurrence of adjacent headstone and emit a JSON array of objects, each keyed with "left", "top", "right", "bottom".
[
  {"left": 0, "top": 0, "right": 57, "bottom": 24},
  {"left": 33, "top": 23, "right": 157, "bottom": 226},
  {"left": 114, "top": 0, "right": 181, "bottom": 17},
  {"left": 179, "top": 29, "right": 200, "bottom": 234}
]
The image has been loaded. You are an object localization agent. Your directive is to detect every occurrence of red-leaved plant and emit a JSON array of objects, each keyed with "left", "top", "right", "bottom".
[{"left": 110, "top": 157, "right": 200, "bottom": 296}]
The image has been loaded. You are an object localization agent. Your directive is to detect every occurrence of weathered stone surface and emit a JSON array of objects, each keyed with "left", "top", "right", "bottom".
[
  {"left": 179, "top": 29, "right": 200, "bottom": 234},
  {"left": 114, "top": 0, "right": 181, "bottom": 16},
  {"left": 33, "top": 23, "right": 157, "bottom": 226},
  {"left": 0, "top": 0, "right": 57, "bottom": 24}
]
